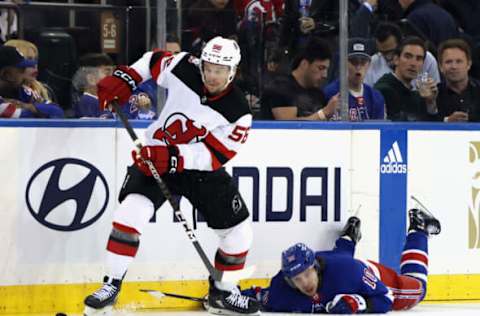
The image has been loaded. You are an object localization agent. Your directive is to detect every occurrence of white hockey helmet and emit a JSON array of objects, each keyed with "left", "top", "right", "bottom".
[{"left": 200, "top": 36, "right": 241, "bottom": 87}]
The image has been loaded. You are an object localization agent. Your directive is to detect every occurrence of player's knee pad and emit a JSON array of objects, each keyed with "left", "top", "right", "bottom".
[
  {"left": 214, "top": 218, "right": 253, "bottom": 254},
  {"left": 113, "top": 193, "right": 155, "bottom": 235}
]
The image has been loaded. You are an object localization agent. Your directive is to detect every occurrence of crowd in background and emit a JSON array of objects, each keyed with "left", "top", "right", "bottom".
[{"left": 1, "top": 0, "right": 480, "bottom": 123}]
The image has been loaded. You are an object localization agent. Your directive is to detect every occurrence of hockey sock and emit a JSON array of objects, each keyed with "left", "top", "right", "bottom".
[
  {"left": 213, "top": 219, "right": 253, "bottom": 291},
  {"left": 214, "top": 249, "right": 248, "bottom": 292},
  {"left": 400, "top": 231, "right": 429, "bottom": 290},
  {"left": 214, "top": 248, "right": 248, "bottom": 271},
  {"left": 106, "top": 222, "right": 140, "bottom": 279}
]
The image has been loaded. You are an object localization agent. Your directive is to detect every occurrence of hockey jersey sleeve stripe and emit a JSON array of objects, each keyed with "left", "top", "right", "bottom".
[
  {"left": 149, "top": 50, "right": 173, "bottom": 81},
  {"left": 202, "top": 132, "right": 237, "bottom": 169}
]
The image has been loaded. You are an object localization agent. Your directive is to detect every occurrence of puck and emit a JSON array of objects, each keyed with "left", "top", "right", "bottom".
[{"left": 56, "top": 313, "right": 67, "bottom": 316}]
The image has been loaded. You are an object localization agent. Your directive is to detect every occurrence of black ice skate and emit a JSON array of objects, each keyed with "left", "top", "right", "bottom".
[
  {"left": 408, "top": 208, "right": 441, "bottom": 236},
  {"left": 207, "top": 278, "right": 260, "bottom": 315},
  {"left": 341, "top": 216, "right": 362, "bottom": 244},
  {"left": 83, "top": 276, "right": 121, "bottom": 315}
]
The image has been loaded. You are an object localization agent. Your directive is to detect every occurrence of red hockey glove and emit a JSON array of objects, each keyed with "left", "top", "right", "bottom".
[
  {"left": 98, "top": 65, "right": 142, "bottom": 110},
  {"left": 326, "top": 294, "right": 367, "bottom": 314},
  {"left": 132, "top": 145, "right": 184, "bottom": 176}
]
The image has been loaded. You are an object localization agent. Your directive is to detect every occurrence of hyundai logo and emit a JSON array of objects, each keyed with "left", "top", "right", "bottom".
[{"left": 25, "top": 158, "right": 109, "bottom": 231}]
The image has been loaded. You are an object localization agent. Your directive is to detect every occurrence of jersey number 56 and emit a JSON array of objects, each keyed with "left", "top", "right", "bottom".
[{"left": 228, "top": 126, "right": 250, "bottom": 144}]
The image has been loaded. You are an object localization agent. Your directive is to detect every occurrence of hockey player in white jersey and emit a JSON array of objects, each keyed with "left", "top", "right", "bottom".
[{"left": 83, "top": 36, "right": 260, "bottom": 315}]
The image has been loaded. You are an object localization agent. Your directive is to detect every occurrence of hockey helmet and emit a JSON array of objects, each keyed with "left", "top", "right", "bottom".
[
  {"left": 281, "top": 243, "right": 316, "bottom": 279},
  {"left": 200, "top": 36, "right": 241, "bottom": 87}
]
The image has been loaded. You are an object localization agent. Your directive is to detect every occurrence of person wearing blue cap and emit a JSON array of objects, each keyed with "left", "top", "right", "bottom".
[
  {"left": 0, "top": 45, "right": 64, "bottom": 118},
  {"left": 323, "top": 38, "right": 386, "bottom": 121}
]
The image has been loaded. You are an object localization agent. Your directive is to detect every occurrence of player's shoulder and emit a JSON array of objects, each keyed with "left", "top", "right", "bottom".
[
  {"left": 208, "top": 85, "right": 251, "bottom": 123},
  {"left": 168, "top": 52, "right": 203, "bottom": 92},
  {"left": 170, "top": 52, "right": 200, "bottom": 76}
]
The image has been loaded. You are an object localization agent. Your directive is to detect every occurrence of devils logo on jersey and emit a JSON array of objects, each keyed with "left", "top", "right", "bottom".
[{"left": 153, "top": 112, "right": 208, "bottom": 145}]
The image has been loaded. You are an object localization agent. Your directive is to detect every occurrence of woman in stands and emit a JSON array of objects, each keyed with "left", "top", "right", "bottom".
[{"left": 4, "top": 39, "right": 56, "bottom": 104}]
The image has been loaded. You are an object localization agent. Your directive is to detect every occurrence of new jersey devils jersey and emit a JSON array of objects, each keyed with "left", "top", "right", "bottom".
[{"left": 130, "top": 51, "right": 252, "bottom": 172}]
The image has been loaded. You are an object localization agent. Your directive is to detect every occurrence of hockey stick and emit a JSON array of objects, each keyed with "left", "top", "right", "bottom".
[
  {"left": 140, "top": 289, "right": 206, "bottom": 303},
  {"left": 112, "top": 101, "right": 254, "bottom": 283},
  {"left": 411, "top": 195, "right": 435, "bottom": 216}
]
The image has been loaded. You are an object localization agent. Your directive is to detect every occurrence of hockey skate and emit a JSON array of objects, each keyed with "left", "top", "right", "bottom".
[
  {"left": 341, "top": 216, "right": 362, "bottom": 244},
  {"left": 408, "top": 208, "right": 441, "bottom": 236},
  {"left": 83, "top": 276, "right": 121, "bottom": 316},
  {"left": 207, "top": 277, "right": 261, "bottom": 315}
]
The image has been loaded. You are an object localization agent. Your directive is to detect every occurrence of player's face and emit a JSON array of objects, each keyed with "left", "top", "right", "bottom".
[
  {"left": 203, "top": 61, "right": 231, "bottom": 95},
  {"left": 291, "top": 266, "right": 319, "bottom": 297}
]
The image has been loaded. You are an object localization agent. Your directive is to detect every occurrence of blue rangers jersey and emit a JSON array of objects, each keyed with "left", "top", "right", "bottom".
[
  {"left": 323, "top": 80, "right": 385, "bottom": 121},
  {"left": 244, "top": 238, "right": 393, "bottom": 313}
]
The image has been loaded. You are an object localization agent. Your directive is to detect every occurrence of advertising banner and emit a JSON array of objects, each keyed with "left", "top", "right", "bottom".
[{"left": 1, "top": 126, "right": 382, "bottom": 285}]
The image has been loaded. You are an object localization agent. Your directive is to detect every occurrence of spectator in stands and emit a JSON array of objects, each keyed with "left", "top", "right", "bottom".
[
  {"left": 398, "top": 0, "right": 458, "bottom": 48},
  {"left": 436, "top": 38, "right": 480, "bottom": 122},
  {"left": 374, "top": 36, "right": 438, "bottom": 121},
  {"left": 437, "top": 0, "right": 480, "bottom": 79},
  {"left": 0, "top": 45, "right": 63, "bottom": 118},
  {"left": 73, "top": 53, "right": 158, "bottom": 120},
  {"left": 278, "top": 0, "right": 352, "bottom": 61},
  {"left": 324, "top": 38, "right": 385, "bottom": 121},
  {"left": 260, "top": 37, "right": 339, "bottom": 120},
  {"left": 4, "top": 39, "right": 56, "bottom": 103},
  {"left": 72, "top": 53, "right": 115, "bottom": 118},
  {"left": 166, "top": 33, "right": 181, "bottom": 54},
  {"left": 185, "top": 0, "right": 238, "bottom": 54},
  {"left": 364, "top": 22, "right": 440, "bottom": 87},
  {"left": 349, "top": 0, "right": 378, "bottom": 38},
  {"left": 236, "top": 0, "right": 283, "bottom": 100}
]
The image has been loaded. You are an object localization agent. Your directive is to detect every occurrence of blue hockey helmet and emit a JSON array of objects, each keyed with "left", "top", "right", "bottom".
[{"left": 281, "top": 243, "right": 316, "bottom": 279}]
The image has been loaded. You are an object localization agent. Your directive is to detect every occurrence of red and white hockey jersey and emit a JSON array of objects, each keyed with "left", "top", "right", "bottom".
[{"left": 130, "top": 51, "right": 252, "bottom": 172}]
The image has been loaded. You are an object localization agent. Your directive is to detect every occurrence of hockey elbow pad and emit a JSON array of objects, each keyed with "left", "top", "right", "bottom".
[
  {"left": 326, "top": 294, "right": 367, "bottom": 314},
  {"left": 98, "top": 65, "right": 142, "bottom": 110}
]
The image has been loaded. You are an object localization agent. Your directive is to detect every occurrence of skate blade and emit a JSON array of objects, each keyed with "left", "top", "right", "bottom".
[
  {"left": 83, "top": 305, "right": 113, "bottom": 316},
  {"left": 207, "top": 306, "right": 261, "bottom": 316}
]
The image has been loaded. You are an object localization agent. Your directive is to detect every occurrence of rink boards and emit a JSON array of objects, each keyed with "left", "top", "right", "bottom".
[{"left": 1, "top": 120, "right": 480, "bottom": 313}]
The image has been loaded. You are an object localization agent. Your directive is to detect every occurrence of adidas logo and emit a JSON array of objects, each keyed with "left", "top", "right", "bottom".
[{"left": 381, "top": 141, "right": 407, "bottom": 174}]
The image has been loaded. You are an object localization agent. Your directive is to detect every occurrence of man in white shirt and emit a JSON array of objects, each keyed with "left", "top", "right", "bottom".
[{"left": 364, "top": 22, "right": 440, "bottom": 87}]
